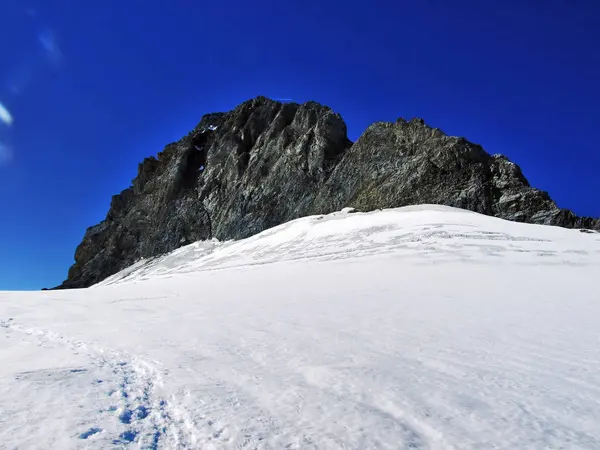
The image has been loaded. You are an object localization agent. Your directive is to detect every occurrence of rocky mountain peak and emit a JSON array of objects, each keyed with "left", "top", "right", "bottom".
[{"left": 54, "top": 97, "right": 599, "bottom": 289}]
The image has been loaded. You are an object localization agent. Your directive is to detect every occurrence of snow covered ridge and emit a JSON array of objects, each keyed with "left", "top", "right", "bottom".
[
  {"left": 1, "top": 205, "right": 600, "bottom": 449},
  {"left": 98, "top": 204, "right": 599, "bottom": 287}
]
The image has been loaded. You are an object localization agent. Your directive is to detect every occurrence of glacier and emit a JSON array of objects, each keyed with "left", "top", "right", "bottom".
[{"left": 1, "top": 205, "right": 599, "bottom": 449}]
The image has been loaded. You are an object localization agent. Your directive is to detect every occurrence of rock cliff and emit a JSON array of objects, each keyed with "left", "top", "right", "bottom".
[{"left": 55, "top": 96, "right": 599, "bottom": 288}]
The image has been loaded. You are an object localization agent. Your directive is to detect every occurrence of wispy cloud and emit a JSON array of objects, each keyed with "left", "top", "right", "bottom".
[
  {"left": 38, "top": 29, "right": 63, "bottom": 65},
  {"left": 0, "top": 103, "right": 13, "bottom": 126}
]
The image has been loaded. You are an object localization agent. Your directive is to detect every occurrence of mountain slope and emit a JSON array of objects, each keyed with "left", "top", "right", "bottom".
[
  {"left": 56, "top": 97, "right": 599, "bottom": 289},
  {"left": 3, "top": 206, "right": 600, "bottom": 449}
]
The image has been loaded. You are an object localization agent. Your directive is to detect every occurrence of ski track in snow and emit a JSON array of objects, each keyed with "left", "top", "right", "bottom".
[{"left": 1, "top": 205, "right": 600, "bottom": 449}]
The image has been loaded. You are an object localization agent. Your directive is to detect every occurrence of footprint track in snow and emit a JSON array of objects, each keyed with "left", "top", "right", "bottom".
[{"left": 0, "top": 318, "right": 195, "bottom": 448}]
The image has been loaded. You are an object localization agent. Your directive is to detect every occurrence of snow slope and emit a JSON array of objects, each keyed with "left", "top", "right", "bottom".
[{"left": 1, "top": 205, "right": 599, "bottom": 449}]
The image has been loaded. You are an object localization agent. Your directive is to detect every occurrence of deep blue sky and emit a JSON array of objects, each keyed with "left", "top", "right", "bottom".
[{"left": 1, "top": 0, "right": 599, "bottom": 290}]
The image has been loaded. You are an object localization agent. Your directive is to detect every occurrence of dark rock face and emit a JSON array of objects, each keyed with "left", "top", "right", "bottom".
[{"left": 55, "top": 96, "right": 599, "bottom": 289}]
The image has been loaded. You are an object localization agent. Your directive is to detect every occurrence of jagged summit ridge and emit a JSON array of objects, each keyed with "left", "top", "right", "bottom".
[{"left": 56, "top": 96, "right": 599, "bottom": 289}]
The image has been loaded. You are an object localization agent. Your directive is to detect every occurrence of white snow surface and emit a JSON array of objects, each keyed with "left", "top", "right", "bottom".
[{"left": 1, "top": 205, "right": 600, "bottom": 449}]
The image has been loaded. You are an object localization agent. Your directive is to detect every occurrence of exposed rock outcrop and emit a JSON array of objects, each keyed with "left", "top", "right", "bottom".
[{"left": 55, "top": 96, "right": 599, "bottom": 288}]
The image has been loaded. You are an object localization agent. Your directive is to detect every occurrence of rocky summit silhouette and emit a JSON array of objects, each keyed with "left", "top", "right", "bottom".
[{"left": 54, "top": 96, "right": 599, "bottom": 289}]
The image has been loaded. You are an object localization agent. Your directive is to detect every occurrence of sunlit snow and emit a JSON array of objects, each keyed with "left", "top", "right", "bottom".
[{"left": 1, "top": 205, "right": 599, "bottom": 449}]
